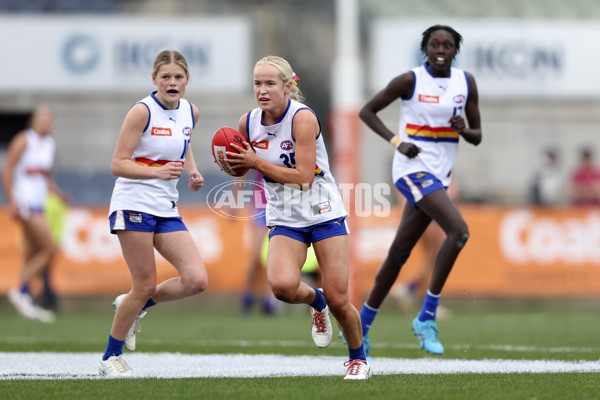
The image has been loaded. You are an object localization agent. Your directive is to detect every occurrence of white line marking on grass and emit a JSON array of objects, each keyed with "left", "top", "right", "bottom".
[
  {"left": 384, "top": 343, "right": 600, "bottom": 354},
  {"left": 1, "top": 352, "right": 600, "bottom": 380},
  {"left": 2, "top": 337, "right": 598, "bottom": 354}
]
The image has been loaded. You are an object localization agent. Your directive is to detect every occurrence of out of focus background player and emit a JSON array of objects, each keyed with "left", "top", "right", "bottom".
[{"left": 2, "top": 107, "right": 68, "bottom": 323}]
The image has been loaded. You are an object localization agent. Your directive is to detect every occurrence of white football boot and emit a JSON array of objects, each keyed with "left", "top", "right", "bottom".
[
  {"left": 343, "top": 359, "right": 371, "bottom": 380},
  {"left": 99, "top": 355, "right": 132, "bottom": 377},
  {"left": 310, "top": 305, "right": 333, "bottom": 348},
  {"left": 8, "top": 288, "right": 55, "bottom": 323}
]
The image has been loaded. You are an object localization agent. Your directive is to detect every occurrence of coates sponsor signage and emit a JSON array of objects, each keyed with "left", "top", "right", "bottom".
[
  {"left": 418, "top": 94, "right": 439, "bottom": 103},
  {"left": 252, "top": 140, "right": 268, "bottom": 149},
  {"left": 151, "top": 127, "right": 172, "bottom": 136},
  {"left": 499, "top": 210, "right": 600, "bottom": 265}
]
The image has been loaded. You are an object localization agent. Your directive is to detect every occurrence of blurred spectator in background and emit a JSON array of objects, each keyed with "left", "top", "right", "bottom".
[
  {"left": 530, "top": 148, "right": 565, "bottom": 206},
  {"left": 570, "top": 147, "right": 600, "bottom": 206},
  {"left": 2, "top": 106, "right": 68, "bottom": 323}
]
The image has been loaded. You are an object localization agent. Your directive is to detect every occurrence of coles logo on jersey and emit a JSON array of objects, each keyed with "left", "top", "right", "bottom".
[
  {"left": 280, "top": 140, "right": 294, "bottom": 151},
  {"left": 418, "top": 94, "right": 439, "bottom": 104},
  {"left": 453, "top": 94, "right": 466, "bottom": 104},
  {"left": 151, "top": 127, "right": 172, "bottom": 136},
  {"left": 252, "top": 140, "right": 269, "bottom": 149},
  {"left": 182, "top": 127, "right": 192, "bottom": 137}
]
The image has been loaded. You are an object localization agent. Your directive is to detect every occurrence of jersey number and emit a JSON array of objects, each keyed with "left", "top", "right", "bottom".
[
  {"left": 180, "top": 139, "right": 190, "bottom": 159},
  {"left": 453, "top": 106, "right": 463, "bottom": 116},
  {"left": 280, "top": 152, "right": 296, "bottom": 168}
]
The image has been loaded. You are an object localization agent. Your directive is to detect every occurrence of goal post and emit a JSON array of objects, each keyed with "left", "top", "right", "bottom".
[{"left": 329, "top": 0, "right": 363, "bottom": 305}]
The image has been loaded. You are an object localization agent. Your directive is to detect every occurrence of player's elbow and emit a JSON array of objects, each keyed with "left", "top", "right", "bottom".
[
  {"left": 110, "top": 161, "right": 121, "bottom": 177},
  {"left": 111, "top": 157, "right": 134, "bottom": 177},
  {"left": 463, "top": 131, "right": 482, "bottom": 146},
  {"left": 358, "top": 106, "right": 372, "bottom": 123}
]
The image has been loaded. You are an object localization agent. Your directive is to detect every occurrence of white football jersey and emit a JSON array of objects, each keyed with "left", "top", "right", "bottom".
[
  {"left": 109, "top": 92, "right": 195, "bottom": 217},
  {"left": 392, "top": 63, "right": 469, "bottom": 186},
  {"left": 12, "top": 129, "right": 55, "bottom": 213},
  {"left": 246, "top": 99, "right": 347, "bottom": 227}
]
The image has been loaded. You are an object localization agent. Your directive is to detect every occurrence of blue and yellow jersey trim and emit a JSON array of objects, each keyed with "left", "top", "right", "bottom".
[
  {"left": 315, "top": 164, "right": 325, "bottom": 177},
  {"left": 405, "top": 123, "right": 459, "bottom": 143}
]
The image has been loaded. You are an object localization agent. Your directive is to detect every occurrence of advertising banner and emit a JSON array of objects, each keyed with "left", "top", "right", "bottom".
[
  {"left": 1, "top": 205, "right": 599, "bottom": 298},
  {"left": 370, "top": 19, "right": 600, "bottom": 99},
  {"left": 0, "top": 16, "right": 251, "bottom": 94}
]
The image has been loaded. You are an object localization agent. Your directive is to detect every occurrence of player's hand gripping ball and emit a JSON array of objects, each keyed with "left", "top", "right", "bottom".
[{"left": 211, "top": 126, "right": 250, "bottom": 177}]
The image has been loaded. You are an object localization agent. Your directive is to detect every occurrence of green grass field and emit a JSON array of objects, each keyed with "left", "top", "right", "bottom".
[{"left": 1, "top": 296, "right": 599, "bottom": 399}]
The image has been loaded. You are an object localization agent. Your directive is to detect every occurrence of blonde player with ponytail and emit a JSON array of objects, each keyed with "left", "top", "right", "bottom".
[{"left": 227, "top": 56, "right": 370, "bottom": 380}]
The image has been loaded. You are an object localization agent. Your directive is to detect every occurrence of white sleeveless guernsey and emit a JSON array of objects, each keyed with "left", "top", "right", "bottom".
[
  {"left": 392, "top": 63, "right": 469, "bottom": 187},
  {"left": 109, "top": 92, "right": 195, "bottom": 218},
  {"left": 12, "top": 129, "right": 55, "bottom": 213},
  {"left": 246, "top": 99, "right": 347, "bottom": 227}
]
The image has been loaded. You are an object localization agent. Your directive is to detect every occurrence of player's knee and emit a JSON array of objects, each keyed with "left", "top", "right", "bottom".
[
  {"left": 454, "top": 230, "right": 470, "bottom": 250},
  {"left": 387, "top": 242, "right": 411, "bottom": 266},
  {"left": 134, "top": 283, "right": 157, "bottom": 300},
  {"left": 324, "top": 295, "right": 346, "bottom": 315},
  {"left": 185, "top": 273, "right": 208, "bottom": 294},
  {"left": 270, "top": 281, "right": 296, "bottom": 303},
  {"left": 178, "top": 260, "right": 208, "bottom": 294},
  {"left": 376, "top": 252, "right": 407, "bottom": 280},
  {"left": 40, "top": 242, "right": 58, "bottom": 261},
  {"left": 271, "top": 288, "right": 294, "bottom": 303},
  {"left": 48, "top": 242, "right": 59, "bottom": 257}
]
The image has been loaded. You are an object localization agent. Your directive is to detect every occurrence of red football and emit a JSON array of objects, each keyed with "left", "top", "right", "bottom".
[{"left": 211, "top": 126, "right": 249, "bottom": 177}]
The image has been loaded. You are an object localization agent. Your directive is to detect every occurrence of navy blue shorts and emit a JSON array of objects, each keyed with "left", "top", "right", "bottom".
[
  {"left": 395, "top": 171, "right": 446, "bottom": 208},
  {"left": 109, "top": 210, "right": 187, "bottom": 234},
  {"left": 268, "top": 216, "right": 349, "bottom": 245}
]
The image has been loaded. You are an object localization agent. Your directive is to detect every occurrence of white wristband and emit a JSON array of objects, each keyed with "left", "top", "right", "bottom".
[{"left": 389, "top": 136, "right": 402, "bottom": 148}]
